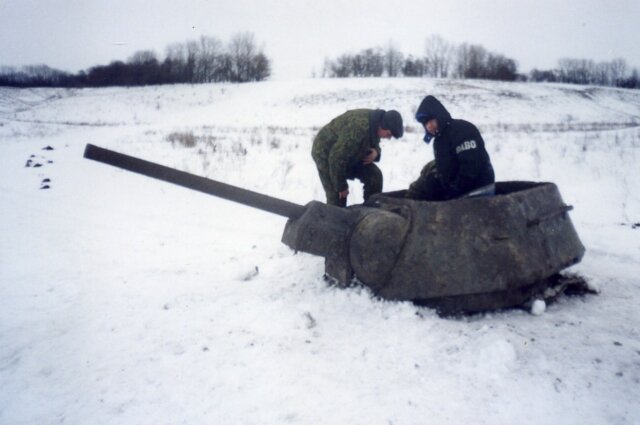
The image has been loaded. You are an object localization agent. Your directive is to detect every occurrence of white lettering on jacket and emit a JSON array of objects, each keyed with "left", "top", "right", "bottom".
[{"left": 456, "top": 140, "right": 477, "bottom": 154}]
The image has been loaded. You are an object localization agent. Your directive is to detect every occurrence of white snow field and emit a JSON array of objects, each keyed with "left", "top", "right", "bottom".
[{"left": 1, "top": 78, "right": 639, "bottom": 425}]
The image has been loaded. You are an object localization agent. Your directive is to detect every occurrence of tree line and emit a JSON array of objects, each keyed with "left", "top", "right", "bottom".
[
  {"left": 322, "top": 36, "right": 519, "bottom": 81},
  {"left": 0, "top": 32, "right": 270, "bottom": 87},
  {"left": 529, "top": 58, "right": 639, "bottom": 89},
  {"left": 322, "top": 35, "right": 639, "bottom": 89},
  {"left": 2, "top": 33, "right": 638, "bottom": 89}
]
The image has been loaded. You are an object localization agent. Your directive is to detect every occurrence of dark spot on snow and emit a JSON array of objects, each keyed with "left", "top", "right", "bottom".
[
  {"left": 616, "top": 372, "right": 624, "bottom": 377},
  {"left": 613, "top": 341, "right": 623, "bottom": 346},
  {"left": 553, "top": 377, "right": 563, "bottom": 392},
  {"left": 33, "top": 163, "right": 42, "bottom": 168},
  {"left": 25, "top": 159, "right": 32, "bottom": 167},
  {"left": 48, "top": 160, "right": 54, "bottom": 164},
  {"left": 304, "top": 312, "right": 317, "bottom": 329},
  {"left": 43, "top": 145, "right": 54, "bottom": 151},
  {"left": 202, "top": 346, "right": 209, "bottom": 352},
  {"left": 241, "top": 266, "right": 259, "bottom": 281},
  {"left": 163, "top": 304, "right": 170, "bottom": 310},
  {"left": 594, "top": 358, "right": 602, "bottom": 364},
  {"left": 40, "top": 185, "right": 50, "bottom": 190},
  {"left": 42, "top": 178, "right": 51, "bottom": 183},
  {"left": 621, "top": 222, "right": 640, "bottom": 229}
]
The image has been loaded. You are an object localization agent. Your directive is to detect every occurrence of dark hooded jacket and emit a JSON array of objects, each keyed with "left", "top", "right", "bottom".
[{"left": 415, "top": 96, "right": 494, "bottom": 199}]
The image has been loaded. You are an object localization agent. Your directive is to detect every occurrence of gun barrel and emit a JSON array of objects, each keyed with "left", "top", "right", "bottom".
[{"left": 84, "top": 143, "right": 305, "bottom": 219}]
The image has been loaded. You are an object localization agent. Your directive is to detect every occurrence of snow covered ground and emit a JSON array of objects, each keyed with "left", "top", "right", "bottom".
[{"left": 1, "top": 78, "right": 639, "bottom": 425}]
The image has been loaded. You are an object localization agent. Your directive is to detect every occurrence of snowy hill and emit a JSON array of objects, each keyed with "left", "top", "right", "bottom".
[{"left": 1, "top": 78, "right": 639, "bottom": 425}]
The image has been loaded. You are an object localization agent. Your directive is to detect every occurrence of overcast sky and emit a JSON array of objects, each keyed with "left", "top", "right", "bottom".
[{"left": 1, "top": 0, "right": 638, "bottom": 79}]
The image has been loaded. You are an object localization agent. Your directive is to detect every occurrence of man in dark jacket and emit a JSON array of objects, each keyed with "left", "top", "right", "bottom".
[
  {"left": 407, "top": 95, "right": 494, "bottom": 200},
  {"left": 312, "top": 109, "right": 403, "bottom": 206}
]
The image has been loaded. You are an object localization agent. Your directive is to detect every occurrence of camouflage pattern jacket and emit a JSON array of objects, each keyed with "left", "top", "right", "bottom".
[{"left": 312, "top": 109, "right": 383, "bottom": 191}]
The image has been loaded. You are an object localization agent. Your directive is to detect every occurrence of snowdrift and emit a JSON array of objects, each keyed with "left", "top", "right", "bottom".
[{"left": 1, "top": 78, "right": 639, "bottom": 425}]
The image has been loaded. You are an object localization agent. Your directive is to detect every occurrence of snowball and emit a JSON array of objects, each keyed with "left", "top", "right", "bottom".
[{"left": 531, "top": 299, "right": 546, "bottom": 316}]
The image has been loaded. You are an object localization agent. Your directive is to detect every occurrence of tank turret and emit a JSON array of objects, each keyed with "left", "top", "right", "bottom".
[{"left": 84, "top": 144, "right": 585, "bottom": 314}]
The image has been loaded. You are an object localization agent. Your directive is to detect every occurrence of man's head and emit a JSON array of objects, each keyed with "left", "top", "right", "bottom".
[
  {"left": 415, "top": 95, "right": 450, "bottom": 143},
  {"left": 379, "top": 110, "right": 403, "bottom": 139}
]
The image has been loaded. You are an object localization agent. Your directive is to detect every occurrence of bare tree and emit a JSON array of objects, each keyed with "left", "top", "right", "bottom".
[
  {"left": 195, "top": 35, "right": 222, "bottom": 82},
  {"left": 127, "top": 50, "right": 161, "bottom": 85},
  {"left": 619, "top": 68, "right": 639, "bottom": 88},
  {"left": 529, "top": 68, "right": 558, "bottom": 82},
  {"left": 384, "top": 41, "right": 404, "bottom": 77},
  {"left": 402, "top": 56, "right": 426, "bottom": 77},
  {"left": 165, "top": 43, "right": 186, "bottom": 62},
  {"left": 455, "top": 43, "right": 489, "bottom": 79},
  {"left": 485, "top": 53, "right": 518, "bottom": 81},
  {"left": 251, "top": 52, "right": 271, "bottom": 81},
  {"left": 330, "top": 54, "right": 353, "bottom": 77},
  {"left": 163, "top": 43, "right": 187, "bottom": 82},
  {"left": 2, "top": 32, "right": 272, "bottom": 87},
  {"left": 351, "top": 53, "right": 365, "bottom": 76},
  {"left": 609, "top": 58, "right": 628, "bottom": 85},
  {"left": 424, "top": 35, "right": 454, "bottom": 77},
  {"left": 558, "top": 58, "right": 593, "bottom": 84},
  {"left": 362, "top": 48, "right": 384, "bottom": 77},
  {"left": 591, "top": 62, "right": 611, "bottom": 85},
  {"left": 128, "top": 50, "right": 158, "bottom": 65},
  {"left": 184, "top": 40, "right": 199, "bottom": 82},
  {"left": 229, "top": 32, "right": 257, "bottom": 82}
]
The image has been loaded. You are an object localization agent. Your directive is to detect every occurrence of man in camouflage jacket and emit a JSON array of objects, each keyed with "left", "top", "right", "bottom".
[{"left": 312, "top": 109, "right": 403, "bottom": 206}]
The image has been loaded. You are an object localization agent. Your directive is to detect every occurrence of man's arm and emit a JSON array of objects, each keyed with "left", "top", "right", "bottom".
[
  {"left": 328, "top": 132, "right": 363, "bottom": 192},
  {"left": 361, "top": 148, "right": 378, "bottom": 164}
]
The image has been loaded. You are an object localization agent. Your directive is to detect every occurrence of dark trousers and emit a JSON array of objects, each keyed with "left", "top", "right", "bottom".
[
  {"left": 406, "top": 160, "right": 496, "bottom": 201},
  {"left": 314, "top": 159, "right": 383, "bottom": 207}
]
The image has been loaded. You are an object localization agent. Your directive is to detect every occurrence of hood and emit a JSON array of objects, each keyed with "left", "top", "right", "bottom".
[{"left": 415, "top": 95, "right": 452, "bottom": 143}]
